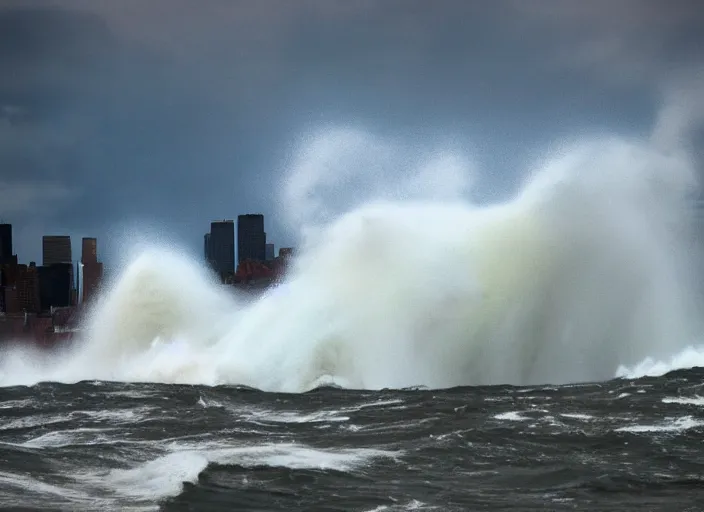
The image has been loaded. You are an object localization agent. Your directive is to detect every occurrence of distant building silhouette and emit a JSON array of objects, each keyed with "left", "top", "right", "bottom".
[
  {"left": 209, "top": 221, "right": 235, "bottom": 278},
  {"left": 265, "top": 243, "right": 275, "bottom": 261},
  {"left": 81, "top": 237, "right": 97, "bottom": 264},
  {"left": 0, "top": 225, "right": 18, "bottom": 313},
  {"left": 1, "top": 262, "right": 40, "bottom": 314},
  {"left": 39, "top": 263, "right": 73, "bottom": 310},
  {"left": 3, "top": 285, "right": 18, "bottom": 313},
  {"left": 42, "top": 235, "right": 72, "bottom": 266},
  {"left": 0, "top": 224, "right": 12, "bottom": 263},
  {"left": 81, "top": 237, "right": 103, "bottom": 304},
  {"left": 41, "top": 235, "right": 74, "bottom": 305},
  {"left": 237, "top": 214, "right": 266, "bottom": 264},
  {"left": 0, "top": 259, "right": 18, "bottom": 288},
  {"left": 0, "top": 247, "right": 16, "bottom": 314},
  {"left": 15, "top": 263, "right": 40, "bottom": 313}
]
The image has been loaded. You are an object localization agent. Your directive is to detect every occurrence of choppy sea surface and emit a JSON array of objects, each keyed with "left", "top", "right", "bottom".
[{"left": 1, "top": 369, "right": 703, "bottom": 511}]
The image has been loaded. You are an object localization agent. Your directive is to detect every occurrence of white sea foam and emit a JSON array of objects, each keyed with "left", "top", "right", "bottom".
[
  {"left": 615, "top": 416, "right": 704, "bottom": 433},
  {"left": 616, "top": 345, "right": 704, "bottom": 379},
  {"left": 560, "top": 413, "right": 593, "bottom": 420},
  {"left": 662, "top": 396, "right": 704, "bottom": 406},
  {"left": 0, "top": 437, "right": 398, "bottom": 510},
  {"left": 102, "top": 443, "right": 398, "bottom": 502},
  {"left": 0, "top": 398, "right": 34, "bottom": 410},
  {"left": 244, "top": 408, "right": 350, "bottom": 424},
  {"left": 494, "top": 411, "right": 529, "bottom": 421},
  {"left": 0, "top": 96, "right": 703, "bottom": 391},
  {"left": 20, "top": 428, "right": 113, "bottom": 449}
]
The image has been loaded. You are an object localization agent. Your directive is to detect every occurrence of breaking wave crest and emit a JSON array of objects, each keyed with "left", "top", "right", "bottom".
[{"left": 1, "top": 130, "right": 703, "bottom": 391}]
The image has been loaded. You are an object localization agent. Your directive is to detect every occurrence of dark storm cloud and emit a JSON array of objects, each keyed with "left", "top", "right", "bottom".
[
  {"left": 515, "top": 1, "right": 704, "bottom": 83},
  {"left": 1, "top": 0, "right": 702, "bottom": 264}
]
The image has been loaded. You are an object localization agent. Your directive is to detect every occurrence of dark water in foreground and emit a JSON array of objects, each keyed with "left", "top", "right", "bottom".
[{"left": 0, "top": 370, "right": 703, "bottom": 511}]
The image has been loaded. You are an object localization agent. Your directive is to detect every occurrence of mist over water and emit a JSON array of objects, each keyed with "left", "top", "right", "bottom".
[{"left": 1, "top": 119, "right": 703, "bottom": 391}]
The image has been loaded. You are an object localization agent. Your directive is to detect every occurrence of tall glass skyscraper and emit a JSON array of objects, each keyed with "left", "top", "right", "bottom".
[
  {"left": 209, "top": 221, "right": 235, "bottom": 277},
  {"left": 237, "top": 214, "right": 266, "bottom": 264},
  {"left": 42, "top": 235, "right": 72, "bottom": 266}
]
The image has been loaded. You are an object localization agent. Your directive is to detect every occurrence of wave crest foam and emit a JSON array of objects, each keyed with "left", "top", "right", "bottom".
[{"left": 1, "top": 134, "right": 703, "bottom": 391}]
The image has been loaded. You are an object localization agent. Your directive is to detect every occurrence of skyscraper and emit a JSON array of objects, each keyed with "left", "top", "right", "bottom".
[
  {"left": 43, "top": 236, "right": 72, "bottom": 266},
  {"left": 41, "top": 236, "right": 74, "bottom": 307},
  {"left": 209, "top": 220, "right": 235, "bottom": 277},
  {"left": 265, "top": 243, "right": 275, "bottom": 261},
  {"left": 15, "top": 263, "right": 40, "bottom": 313},
  {"left": 39, "top": 263, "right": 73, "bottom": 310},
  {"left": 81, "top": 237, "right": 103, "bottom": 304},
  {"left": 0, "top": 224, "right": 12, "bottom": 263},
  {"left": 237, "top": 214, "right": 266, "bottom": 264},
  {"left": 81, "top": 237, "right": 97, "bottom": 264}
]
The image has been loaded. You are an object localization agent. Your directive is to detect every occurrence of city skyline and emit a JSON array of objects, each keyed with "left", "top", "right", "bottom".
[
  {"left": 0, "top": 222, "right": 104, "bottom": 315},
  {"left": 1, "top": 2, "right": 702, "bottom": 273},
  {"left": 0, "top": 5, "right": 702, "bottom": 507},
  {"left": 1, "top": 212, "right": 288, "bottom": 271},
  {"left": 0, "top": 211, "right": 287, "bottom": 340}
]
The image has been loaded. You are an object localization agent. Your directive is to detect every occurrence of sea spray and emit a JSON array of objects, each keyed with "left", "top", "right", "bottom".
[{"left": 0, "top": 130, "right": 702, "bottom": 390}]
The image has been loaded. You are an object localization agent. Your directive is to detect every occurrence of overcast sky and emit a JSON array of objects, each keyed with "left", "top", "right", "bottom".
[{"left": 1, "top": 0, "right": 703, "bottom": 267}]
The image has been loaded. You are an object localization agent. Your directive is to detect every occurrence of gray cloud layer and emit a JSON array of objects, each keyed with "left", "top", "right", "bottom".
[{"left": 1, "top": 0, "right": 703, "bottom": 265}]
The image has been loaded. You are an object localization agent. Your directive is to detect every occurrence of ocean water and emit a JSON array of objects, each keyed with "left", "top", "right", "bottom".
[
  {"left": 1, "top": 374, "right": 703, "bottom": 511},
  {"left": 2, "top": 119, "right": 704, "bottom": 509}
]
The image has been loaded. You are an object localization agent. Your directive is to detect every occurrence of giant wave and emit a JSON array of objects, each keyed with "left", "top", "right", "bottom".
[{"left": 1, "top": 127, "right": 703, "bottom": 392}]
